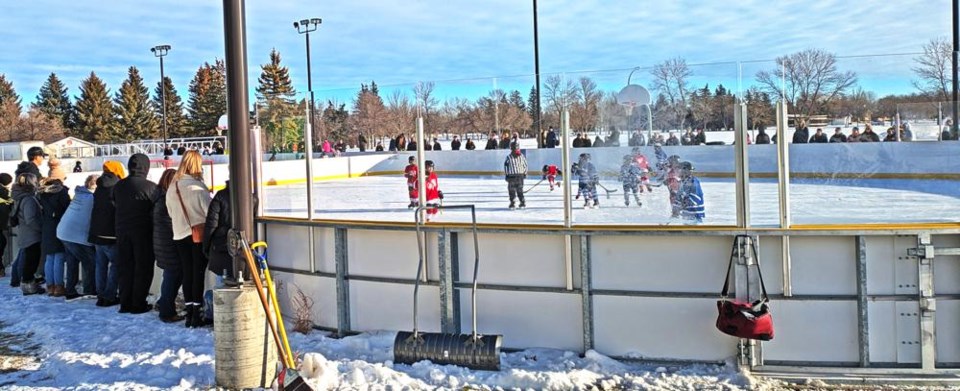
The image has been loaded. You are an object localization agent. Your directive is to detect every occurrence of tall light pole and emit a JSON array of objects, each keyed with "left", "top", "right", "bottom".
[
  {"left": 533, "top": 0, "right": 542, "bottom": 147},
  {"left": 294, "top": 18, "right": 322, "bottom": 147},
  {"left": 151, "top": 44, "right": 171, "bottom": 157}
]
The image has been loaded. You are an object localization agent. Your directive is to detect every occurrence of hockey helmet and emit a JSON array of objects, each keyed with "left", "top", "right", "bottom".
[
  {"left": 679, "top": 161, "right": 694, "bottom": 171},
  {"left": 408, "top": 156, "right": 416, "bottom": 163},
  {"left": 425, "top": 160, "right": 435, "bottom": 168},
  {"left": 623, "top": 154, "right": 633, "bottom": 163},
  {"left": 668, "top": 155, "right": 681, "bottom": 164}
]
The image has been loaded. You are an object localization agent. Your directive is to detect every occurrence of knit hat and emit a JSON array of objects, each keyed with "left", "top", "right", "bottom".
[
  {"left": 47, "top": 158, "right": 67, "bottom": 181},
  {"left": 102, "top": 160, "right": 126, "bottom": 179}
]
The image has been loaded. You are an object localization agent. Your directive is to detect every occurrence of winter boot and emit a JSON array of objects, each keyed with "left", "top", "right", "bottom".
[
  {"left": 185, "top": 305, "right": 195, "bottom": 328},
  {"left": 21, "top": 281, "right": 45, "bottom": 296},
  {"left": 192, "top": 304, "right": 209, "bottom": 327}
]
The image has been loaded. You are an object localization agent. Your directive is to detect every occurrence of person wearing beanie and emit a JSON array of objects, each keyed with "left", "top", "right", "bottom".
[
  {"left": 0, "top": 173, "right": 12, "bottom": 278},
  {"left": 47, "top": 157, "right": 67, "bottom": 182},
  {"left": 112, "top": 153, "right": 158, "bottom": 314},
  {"left": 89, "top": 161, "right": 124, "bottom": 307}
]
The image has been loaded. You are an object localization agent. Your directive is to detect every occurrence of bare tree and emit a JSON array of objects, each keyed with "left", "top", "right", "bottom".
[
  {"left": 912, "top": 37, "right": 952, "bottom": 101},
  {"left": 756, "top": 48, "right": 857, "bottom": 119},
  {"left": 650, "top": 57, "right": 692, "bottom": 130},
  {"left": 542, "top": 75, "right": 578, "bottom": 126},
  {"left": 571, "top": 77, "right": 601, "bottom": 132},
  {"left": 385, "top": 89, "right": 416, "bottom": 138},
  {"left": 413, "top": 81, "right": 439, "bottom": 134}
]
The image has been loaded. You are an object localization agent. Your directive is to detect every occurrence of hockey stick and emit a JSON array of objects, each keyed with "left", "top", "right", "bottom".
[
  {"left": 596, "top": 182, "right": 618, "bottom": 199},
  {"left": 523, "top": 178, "right": 545, "bottom": 193}
]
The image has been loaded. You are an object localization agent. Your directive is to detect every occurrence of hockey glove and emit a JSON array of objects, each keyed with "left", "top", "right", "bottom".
[{"left": 438, "top": 191, "right": 444, "bottom": 200}]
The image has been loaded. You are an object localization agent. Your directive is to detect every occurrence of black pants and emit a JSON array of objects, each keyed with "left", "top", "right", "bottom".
[
  {"left": 0, "top": 229, "right": 7, "bottom": 268},
  {"left": 117, "top": 232, "right": 155, "bottom": 312},
  {"left": 176, "top": 237, "right": 208, "bottom": 305},
  {"left": 507, "top": 176, "right": 525, "bottom": 204},
  {"left": 20, "top": 243, "right": 41, "bottom": 283}
]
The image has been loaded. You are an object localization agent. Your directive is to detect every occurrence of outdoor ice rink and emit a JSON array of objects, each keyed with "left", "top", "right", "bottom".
[{"left": 260, "top": 175, "right": 960, "bottom": 226}]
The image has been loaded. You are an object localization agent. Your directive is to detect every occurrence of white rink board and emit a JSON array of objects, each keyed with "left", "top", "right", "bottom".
[
  {"left": 459, "top": 289, "right": 583, "bottom": 352},
  {"left": 590, "top": 235, "right": 730, "bottom": 293},
  {"left": 762, "top": 301, "right": 860, "bottom": 363}
]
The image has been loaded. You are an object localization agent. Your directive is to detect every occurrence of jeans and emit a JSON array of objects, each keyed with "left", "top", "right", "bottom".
[
  {"left": 157, "top": 267, "right": 183, "bottom": 318},
  {"left": 44, "top": 252, "right": 65, "bottom": 286},
  {"left": 64, "top": 242, "right": 97, "bottom": 296},
  {"left": 9, "top": 248, "right": 23, "bottom": 286},
  {"left": 95, "top": 244, "right": 119, "bottom": 301}
]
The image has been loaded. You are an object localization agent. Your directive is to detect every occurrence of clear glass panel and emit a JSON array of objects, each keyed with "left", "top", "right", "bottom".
[
  {"left": 783, "top": 54, "right": 960, "bottom": 224},
  {"left": 741, "top": 59, "right": 781, "bottom": 227},
  {"left": 562, "top": 62, "right": 738, "bottom": 226},
  {"left": 259, "top": 91, "right": 308, "bottom": 218}
]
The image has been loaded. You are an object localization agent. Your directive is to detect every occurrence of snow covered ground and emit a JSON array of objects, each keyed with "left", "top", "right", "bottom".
[
  {"left": 262, "top": 176, "right": 960, "bottom": 226},
  {"left": 0, "top": 285, "right": 762, "bottom": 390}
]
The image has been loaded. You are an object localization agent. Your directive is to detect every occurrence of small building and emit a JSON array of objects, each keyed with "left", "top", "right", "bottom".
[
  {"left": 0, "top": 141, "right": 45, "bottom": 161},
  {"left": 47, "top": 137, "right": 97, "bottom": 158}
]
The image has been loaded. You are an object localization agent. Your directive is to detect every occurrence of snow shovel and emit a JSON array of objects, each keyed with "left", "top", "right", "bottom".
[
  {"left": 393, "top": 204, "right": 502, "bottom": 371},
  {"left": 236, "top": 234, "right": 314, "bottom": 391}
]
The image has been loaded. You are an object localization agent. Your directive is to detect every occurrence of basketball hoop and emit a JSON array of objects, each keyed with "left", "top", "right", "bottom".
[{"left": 621, "top": 101, "right": 638, "bottom": 116}]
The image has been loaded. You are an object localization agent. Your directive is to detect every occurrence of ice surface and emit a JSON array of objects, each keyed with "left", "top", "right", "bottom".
[{"left": 262, "top": 175, "right": 960, "bottom": 226}]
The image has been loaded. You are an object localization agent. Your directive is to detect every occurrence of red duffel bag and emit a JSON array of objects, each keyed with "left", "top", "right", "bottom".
[{"left": 715, "top": 236, "right": 774, "bottom": 341}]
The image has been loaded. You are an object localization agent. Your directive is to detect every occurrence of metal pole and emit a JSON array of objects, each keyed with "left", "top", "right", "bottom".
[
  {"left": 223, "top": 0, "right": 253, "bottom": 279},
  {"left": 533, "top": 0, "right": 542, "bottom": 146},
  {"left": 561, "top": 109, "right": 573, "bottom": 291},
  {"left": 733, "top": 102, "right": 749, "bottom": 228},
  {"left": 776, "top": 100, "right": 792, "bottom": 297},
  {"left": 306, "top": 30, "right": 317, "bottom": 151},
  {"left": 646, "top": 105, "right": 653, "bottom": 143},
  {"left": 953, "top": 0, "right": 959, "bottom": 137},
  {"left": 159, "top": 55, "right": 168, "bottom": 153}
]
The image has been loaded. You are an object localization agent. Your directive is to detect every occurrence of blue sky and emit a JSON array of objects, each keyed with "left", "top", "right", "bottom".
[{"left": 0, "top": 0, "right": 952, "bottom": 107}]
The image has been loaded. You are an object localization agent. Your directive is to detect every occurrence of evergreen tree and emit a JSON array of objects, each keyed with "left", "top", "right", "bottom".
[
  {"left": 74, "top": 72, "right": 116, "bottom": 143},
  {"left": 32, "top": 73, "right": 74, "bottom": 133},
  {"left": 153, "top": 77, "right": 188, "bottom": 138},
  {"left": 188, "top": 60, "right": 228, "bottom": 136},
  {"left": 527, "top": 85, "right": 539, "bottom": 131},
  {"left": 256, "top": 49, "right": 299, "bottom": 151},
  {"left": 0, "top": 75, "right": 23, "bottom": 134},
  {"left": 114, "top": 66, "right": 159, "bottom": 141}
]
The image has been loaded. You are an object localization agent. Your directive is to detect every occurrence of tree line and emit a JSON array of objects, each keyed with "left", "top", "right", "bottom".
[
  {"left": 0, "top": 62, "right": 226, "bottom": 144},
  {"left": 0, "top": 37, "right": 952, "bottom": 147}
]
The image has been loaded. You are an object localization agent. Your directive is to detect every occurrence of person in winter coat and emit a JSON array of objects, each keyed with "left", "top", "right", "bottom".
[
  {"left": 695, "top": 129, "right": 707, "bottom": 145},
  {"left": 883, "top": 127, "right": 899, "bottom": 142},
  {"left": 57, "top": 174, "right": 98, "bottom": 300},
  {"left": 665, "top": 132, "right": 680, "bottom": 146},
  {"left": 15, "top": 146, "right": 46, "bottom": 180},
  {"left": 465, "top": 137, "right": 476, "bottom": 150},
  {"left": 113, "top": 153, "right": 158, "bottom": 314},
  {"left": 451, "top": 136, "right": 461, "bottom": 151},
  {"left": 153, "top": 169, "right": 183, "bottom": 323},
  {"left": 546, "top": 128, "right": 558, "bottom": 148},
  {"left": 847, "top": 127, "right": 862, "bottom": 142},
  {"left": 829, "top": 128, "right": 847, "bottom": 143},
  {"left": 485, "top": 133, "right": 498, "bottom": 150},
  {"left": 166, "top": 151, "right": 212, "bottom": 328},
  {"left": 755, "top": 128, "right": 771, "bottom": 144},
  {"left": 432, "top": 138, "right": 442, "bottom": 151},
  {"left": 90, "top": 161, "right": 125, "bottom": 307},
  {"left": 47, "top": 158, "right": 67, "bottom": 182},
  {"left": 792, "top": 122, "right": 809, "bottom": 144},
  {"left": 38, "top": 176, "right": 71, "bottom": 297},
  {"left": 503, "top": 142, "right": 528, "bottom": 209},
  {"left": 406, "top": 139, "right": 418, "bottom": 151},
  {"left": 809, "top": 128, "right": 828, "bottom": 143},
  {"left": 358, "top": 133, "right": 367, "bottom": 152},
  {"left": 0, "top": 173, "right": 11, "bottom": 278},
  {"left": 203, "top": 181, "right": 234, "bottom": 280},
  {"left": 498, "top": 132, "right": 512, "bottom": 149},
  {"left": 73, "top": 161, "right": 83, "bottom": 173},
  {"left": 860, "top": 125, "right": 881, "bottom": 142},
  {"left": 13, "top": 173, "right": 44, "bottom": 295}
]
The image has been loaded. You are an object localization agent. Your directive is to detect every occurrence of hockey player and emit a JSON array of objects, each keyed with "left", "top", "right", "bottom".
[
  {"left": 424, "top": 160, "right": 443, "bottom": 221},
  {"left": 653, "top": 145, "right": 682, "bottom": 217},
  {"left": 618, "top": 155, "right": 643, "bottom": 207},
  {"left": 503, "top": 142, "right": 528, "bottom": 209},
  {"left": 403, "top": 156, "right": 419, "bottom": 208},
  {"left": 631, "top": 148, "right": 654, "bottom": 192},
  {"left": 541, "top": 164, "right": 562, "bottom": 191},
  {"left": 574, "top": 153, "right": 599, "bottom": 208},
  {"left": 676, "top": 161, "right": 704, "bottom": 224}
]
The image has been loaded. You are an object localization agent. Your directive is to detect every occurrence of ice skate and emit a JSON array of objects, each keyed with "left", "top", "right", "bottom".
[
  {"left": 519, "top": 202, "right": 526, "bottom": 209},
  {"left": 593, "top": 200, "right": 600, "bottom": 209},
  {"left": 509, "top": 202, "right": 516, "bottom": 210}
]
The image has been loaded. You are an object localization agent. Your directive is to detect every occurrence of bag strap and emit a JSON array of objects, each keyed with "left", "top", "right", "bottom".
[
  {"left": 720, "top": 235, "right": 769, "bottom": 301},
  {"left": 175, "top": 181, "right": 192, "bottom": 225}
]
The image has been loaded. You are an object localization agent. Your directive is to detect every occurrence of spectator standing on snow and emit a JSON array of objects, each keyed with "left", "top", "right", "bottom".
[
  {"left": 829, "top": 128, "right": 847, "bottom": 143},
  {"left": 16, "top": 146, "right": 46, "bottom": 180},
  {"left": 860, "top": 125, "right": 881, "bottom": 142},
  {"left": 113, "top": 153, "right": 158, "bottom": 314},
  {"left": 13, "top": 173, "right": 43, "bottom": 295},
  {"left": 90, "top": 161, "right": 125, "bottom": 307},
  {"left": 204, "top": 180, "right": 235, "bottom": 281},
  {"left": 57, "top": 174, "right": 99, "bottom": 301},
  {"left": 451, "top": 136, "right": 462, "bottom": 150},
  {"left": 153, "top": 169, "right": 183, "bottom": 323},
  {"left": 0, "top": 173, "right": 11, "bottom": 278},
  {"left": 792, "top": 122, "right": 809, "bottom": 144},
  {"left": 809, "top": 128, "right": 828, "bottom": 143},
  {"left": 847, "top": 127, "right": 862, "bottom": 143},
  {"left": 465, "top": 137, "right": 476, "bottom": 150},
  {"left": 73, "top": 161, "right": 83, "bottom": 173},
  {"left": 38, "top": 172, "right": 70, "bottom": 297},
  {"left": 166, "top": 151, "right": 213, "bottom": 328},
  {"left": 755, "top": 128, "right": 771, "bottom": 144},
  {"left": 485, "top": 133, "right": 498, "bottom": 150},
  {"left": 546, "top": 127, "right": 558, "bottom": 148}
]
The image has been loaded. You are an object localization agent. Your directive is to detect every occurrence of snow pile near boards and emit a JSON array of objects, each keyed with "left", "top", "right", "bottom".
[{"left": 0, "top": 286, "right": 755, "bottom": 390}]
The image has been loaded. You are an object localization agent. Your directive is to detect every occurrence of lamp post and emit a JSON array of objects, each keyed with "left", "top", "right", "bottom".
[
  {"left": 532, "top": 0, "right": 542, "bottom": 147},
  {"left": 151, "top": 44, "right": 171, "bottom": 157},
  {"left": 293, "top": 18, "right": 322, "bottom": 144}
]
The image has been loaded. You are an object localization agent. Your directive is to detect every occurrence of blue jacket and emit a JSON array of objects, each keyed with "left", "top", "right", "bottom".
[
  {"left": 57, "top": 186, "right": 95, "bottom": 246},
  {"left": 679, "top": 176, "right": 705, "bottom": 222}
]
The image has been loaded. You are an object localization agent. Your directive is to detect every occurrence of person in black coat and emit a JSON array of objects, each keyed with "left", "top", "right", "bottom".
[
  {"left": 755, "top": 128, "right": 771, "bottom": 144},
  {"left": 484, "top": 134, "right": 498, "bottom": 150},
  {"left": 451, "top": 136, "right": 461, "bottom": 150},
  {"left": 203, "top": 182, "right": 233, "bottom": 280},
  {"left": 112, "top": 154, "right": 158, "bottom": 314},
  {"left": 90, "top": 162, "right": 124, "bottom": 307},
  {"left": 809, "top": 128, "right": 829, "bottom": 143},
  {"left": 153, "top": 169, "right": 183, "bottom": 323},
  {"left": 38, "top": 177, "right": 70, "bottom": 296},
  {"left": 792, "top": 124, "right": 809, "bottom": 144},
  {"left": 406, "top": 139, "right": 417, "bottom": 151},
  {"left": 0, "top": 173, "right": 10, "bottom": 278},
  {"left": 546, "top": 128, "right": 558, "bottom": 148},
  {"left": 432, "top": 138, "right": 442, "bottom": 151}
]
